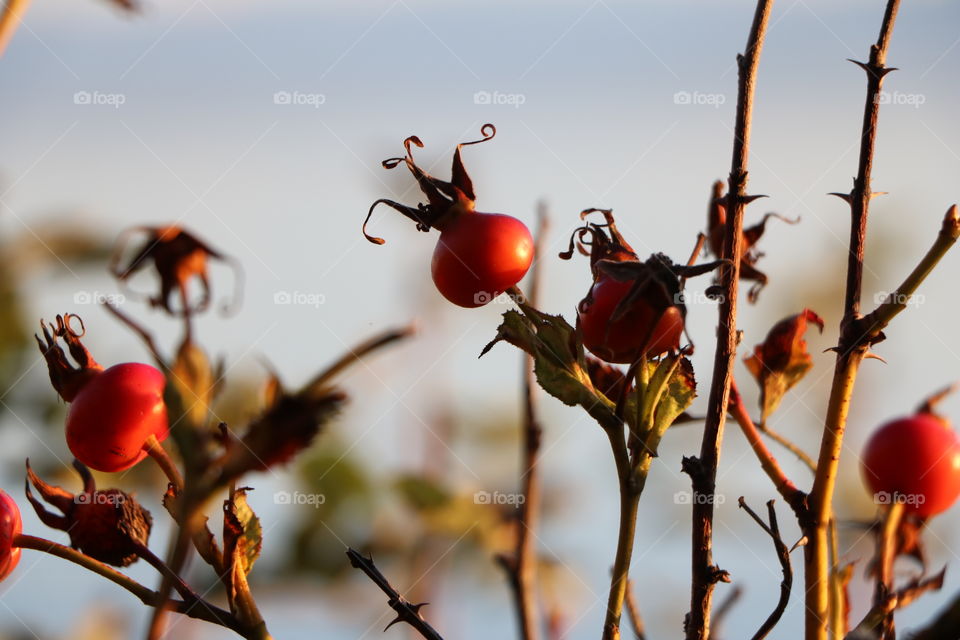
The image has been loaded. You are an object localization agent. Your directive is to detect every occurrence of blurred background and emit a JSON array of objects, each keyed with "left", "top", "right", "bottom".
[{"left": 1, "top": 0, "right": 959, "bottom": 637}]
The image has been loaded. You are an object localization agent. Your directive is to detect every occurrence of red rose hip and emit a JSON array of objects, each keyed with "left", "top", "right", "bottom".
[
  {"left": 0, "top": 490, "right": 22, "bottom": 582},
  {"left": 861, "top": 412, "right": 960, "bottom": 518},
  {"left": 67, "top": 363, "right": 169, "bottom": 472}
]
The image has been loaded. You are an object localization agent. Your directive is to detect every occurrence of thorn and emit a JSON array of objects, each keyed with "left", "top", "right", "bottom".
[
  {"left": 828, "top": 192, "right": 852, "bottom": 204},
  {"left": 790, "top": 536, "right": 809, "bottom": 553},
  {"left": 739, "top": 194, "right": 768, "bottom": 205},
  {"left": 384, "top": 616, "right": 403, "bottom": 632},
  {"left": 863, "top": 351, "right": 887, "bottom": 364},
  {"left": 870, "top": 191, "right": 888, "bottom": 199},
  {"left": 847, "top": 58, "right": 869, "bottom": 72}
]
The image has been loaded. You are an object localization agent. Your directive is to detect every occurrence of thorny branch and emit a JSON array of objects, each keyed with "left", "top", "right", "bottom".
[
  {"left": 347, "top": 548, "right": 445, "bottom": 640},
  {"left": 808, "top": 0, "right": 901, "bottom": 634},
  {"left": 685, "top": 2, "right": 774, "bottom": 639}
]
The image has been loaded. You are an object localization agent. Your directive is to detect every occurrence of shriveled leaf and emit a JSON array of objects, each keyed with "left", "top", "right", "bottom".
[
  {"left": 481, "top": 308, "right": 619, "bottom": 430},
  {"left": 219, "top": 388, "right": 346, "bottom": 482},
  {"left": 744, "top": 309, "right": 824, "bottom": 422},
  {"left": 224, "top": 488, "right": 262, "bottom": 576}
]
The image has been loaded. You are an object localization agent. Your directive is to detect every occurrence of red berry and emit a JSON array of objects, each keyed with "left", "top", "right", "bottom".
[
  {"left": 365, "top": 125, "right": 535, "bottom": 308},
  {"left": 578, "top": 276, "right": 684, "bottom": 364},
  {"left": 66, "top": 363, "right": 169, "bottom": 472},
  {"left": 431, "top": 211, "right": 534, "bottom": 308},
  {"left": 861, "top": 413, "right": 960, "bottom": 517},
  {"left": 0, "top": 490, "right": 22, "bottom": 582}
]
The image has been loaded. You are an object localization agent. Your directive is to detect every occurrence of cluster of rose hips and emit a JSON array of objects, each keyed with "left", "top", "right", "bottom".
[
  {"left": 364, "top": 125, "right": 960, "bottom": 524},
  {"left": 0, "top": 226, "right": 231, "bottom": 584},
  {"left": 0, "top": 313, "right": 170, "bottom": 580}
]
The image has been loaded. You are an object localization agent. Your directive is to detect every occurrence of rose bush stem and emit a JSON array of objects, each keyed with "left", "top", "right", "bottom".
[
  {"left": 602, "top": 428, "right": 649, "bottom": 640},
  {"left": 507, "top": 204, "right": 548, "bottom": 640},
  {"left": 0, "top": 0, "right": 30, "bottom": 56},
  {"left": 143, "top": 434, "right": 184, "bottom": 492},
  {"left": 14, "top": 534, "right": 243, "bottom": 634},
  {"left": 686, "top": 2, "right": 774, "bottom": 638}
]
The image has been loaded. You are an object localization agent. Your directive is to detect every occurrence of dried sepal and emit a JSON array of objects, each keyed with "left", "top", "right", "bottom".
[
  {"left": 744, "top": 309, "right": 825, "bottom": 423},
  {"left": 363, "top": 124, "right": 496, "bottom": 244},
  {"left": 34, "top": 314, "right": 103, "bottom": 402},
  {"left": 707, "top": 180, "right": 797, "bottom": 302},
  {"left": 25, "top": 459, "right": 152, "bottom": 567},
  {"left": 109, "top": 225, "right": 242, "bottom": 317}
]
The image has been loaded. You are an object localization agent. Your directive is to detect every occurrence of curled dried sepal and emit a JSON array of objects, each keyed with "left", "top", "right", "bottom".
[
  {"left": 744, "top": 309, "right": 825, "bottom": 423},
  {"left": 25, "top": 459, "right": 152, "bottom": 567},
  {"left": 558, "top": 208, "right": 638, "bottom": 268},
  {"left": 707, "top": 180, "right": 797, "bottom": 303},
  {"left": 562, "top": 208, "right": 724, "bottom": 363},
  {"left": 109, "top": 225, "right": 242, "bottom": 317},
  {"left": 595, "top": 254, "right": 725, "bottom": 325},
  {"left": 35, "top": 314, "right": 103, "bottom": 402},
  {"left": 916, "top": 383, "right": 959, "bottom": 419},
  {"left": 363, "top": 124, "right": 497, "bottom": 244}
]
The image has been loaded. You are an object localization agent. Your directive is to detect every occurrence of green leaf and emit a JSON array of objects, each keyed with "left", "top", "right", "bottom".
[
  {"left": 642, "top": 355, "right": 696, "bottom": 455},
  {"left": 481, "top": 307, "right": 619, "bottom": 430}
]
